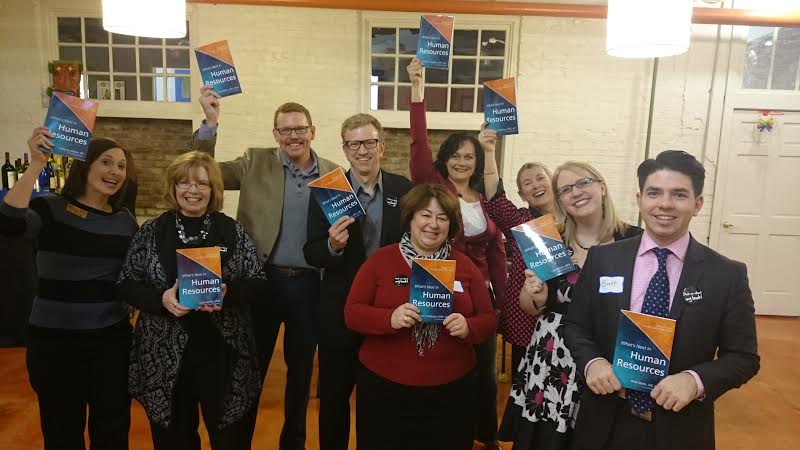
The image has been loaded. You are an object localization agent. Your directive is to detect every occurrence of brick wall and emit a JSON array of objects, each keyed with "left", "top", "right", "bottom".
[
  {"left": 95, "top": 117, "right": 194, "bottom": 221},
  {"left": 382, "top": 128, "right": 462, "bottom": 179}
]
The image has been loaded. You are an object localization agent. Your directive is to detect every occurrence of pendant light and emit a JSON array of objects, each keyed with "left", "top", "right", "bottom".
[
  {"left": 102, "top": 0, "right": 186, "bottom": 38},
  {"left": 607, "top": 0, "right": 694, "bottom": 58}
]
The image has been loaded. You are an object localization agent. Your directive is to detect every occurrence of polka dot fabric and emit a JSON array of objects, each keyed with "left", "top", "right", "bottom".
[{"left": 628, "top": 247, "right": 672, "bottom": 415}]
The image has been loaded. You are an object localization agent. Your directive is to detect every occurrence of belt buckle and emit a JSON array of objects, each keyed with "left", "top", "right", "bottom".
[{"left": 630, "top": 408, "right": 653, "bottom": 422}]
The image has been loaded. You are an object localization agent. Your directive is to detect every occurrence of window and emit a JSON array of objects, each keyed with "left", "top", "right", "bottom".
[
  {"left": 369, "top": 26, "right": 509, "bottom": 113},
  {"left": 742, "top": 26, "right": 800, "bottom": 91},
  {"left": 56, "top": 17, "right": 191, "bottom": 102}
]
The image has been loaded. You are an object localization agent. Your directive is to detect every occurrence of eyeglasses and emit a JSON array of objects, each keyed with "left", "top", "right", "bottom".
[
  {"left": 344, "top": 139, "right": 380, "bottom": 151},
  {"left": 556, "top": 177, "right": 597, "bottom": 196},
  {"left": 176, "top": 181, "right": 211, "bottom": 191},
  {"left": 275, "top": 126, "right": 310, "bottom": 136}
]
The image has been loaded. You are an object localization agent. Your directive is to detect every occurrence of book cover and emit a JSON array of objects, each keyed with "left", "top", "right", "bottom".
[
  {"left": 307, "top": 167, "right": 365, "bottom": 225},
  {"left": 416, "top": 15, "right": 454, "bottom": 70},
  {"left": 612, "top": 310, "right": 676, "bottom": 392},
  {"left": 483, "top": 77, "right": 519, "bottom": 135},
  {"left": 195, "top": 40, "right": 243, "bottom": 97},
  {"left": 42, "top": 92, "right": 98, "bottom": 161},
  {"left": 176, "top": 246, "right": 223, "bottom": 308},
  {"left": 409, "top": 258, "right": 456, "bottom": 323},
  {"left": 510, "top": 213, "right": 574, "bottom": 282}
]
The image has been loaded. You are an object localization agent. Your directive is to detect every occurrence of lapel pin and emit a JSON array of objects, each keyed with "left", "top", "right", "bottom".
[
  {"left": 682, "top": 286, "right": 703, "bottom": 305},
  {"left": 394, "top": 274, "right": 409, "bottom": 286},
  {"left": 386, "top": 196, "right": 398, "bottom": 208}
]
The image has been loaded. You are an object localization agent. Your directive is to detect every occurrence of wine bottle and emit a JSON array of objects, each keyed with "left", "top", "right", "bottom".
[
  {"left": 47, "top": 156, "right": 57, "bottom": 191},
  {"left": 2, "top": 152, "right": 16, "bottom": 190},
  {"left": 21, "top": 153, "right": 30, "bottom": 172},
  {"left": 56, "top": 156, "right": 67, "bottom": 191}
]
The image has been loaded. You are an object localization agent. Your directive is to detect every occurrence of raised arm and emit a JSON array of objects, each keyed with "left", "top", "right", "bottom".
[
  {"left": 479, "top": 123, "right": 500, "bottom": 200},
  {"left": 407, "top": 58, "right": 442, "bottom": 185},
  {"left": 3, "top": 128, "right": 50, "bottom": 210}
]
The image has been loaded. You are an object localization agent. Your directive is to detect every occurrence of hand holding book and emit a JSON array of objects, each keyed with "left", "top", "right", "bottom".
[
  {"left": 198, "top": 86, "right": 222, "bottom": 129},
  {"left": 520, "top": 269, "right": 548, "bottom": 315},
  {"left": 27, "top": 127, "right": 54, "bottom": 167},
  {"left": 407, "top": 57, "right": 424, "bottom": 102},
  {"left": 443, "top": 313, "right": 469, "bottom": 339},
  {"left": 328, "top": 215, "right": 355, "bottom": 252},
  {"left": 163, "top": 279, "right": 192, "bottom": 318},
  {"left": 391, "top": 303, "right": 421, "bottom": 330}
]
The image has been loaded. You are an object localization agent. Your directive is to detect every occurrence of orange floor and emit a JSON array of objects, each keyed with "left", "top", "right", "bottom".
[{"left": 0, "top": 316, "right": 798, "bottom": 450}]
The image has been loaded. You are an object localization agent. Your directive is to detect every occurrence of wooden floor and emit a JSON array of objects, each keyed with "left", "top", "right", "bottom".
[{"left": 0, "top": 316, "right": 798, "bottom": 450}]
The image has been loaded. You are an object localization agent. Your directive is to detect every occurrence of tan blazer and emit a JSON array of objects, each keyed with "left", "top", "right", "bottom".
[{"left": 193, "top": 133, "right": 339, "bottom": 259}]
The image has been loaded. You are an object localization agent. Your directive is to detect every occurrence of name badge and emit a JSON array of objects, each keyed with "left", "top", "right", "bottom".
[
  {"left": 598, "top": 276, "right": 624, "bottom": 294},
  {"left": 454, "top": 281, "right": 464, "bottom": 293},
  {"left": 682, "top": 286, "right": 703, "bottom": 304},
  {"left": 394, "top": 274, "right": 409, "bottom": 286},
  {"left": 66, "top": 203, "right": 88, "bottom": 219}
]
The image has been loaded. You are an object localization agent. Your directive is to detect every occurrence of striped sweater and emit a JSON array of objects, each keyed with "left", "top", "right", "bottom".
[{"left": 0, "top": 194, "right": 138, "bottom": 330}]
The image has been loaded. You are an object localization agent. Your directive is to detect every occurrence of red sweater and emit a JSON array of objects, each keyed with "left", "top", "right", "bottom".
[
  {"left": 409, "top": 100, "right": 507, "bottom": 307},
  {"left": 344, "top": 245, "right": 497, "bottom": 386}
]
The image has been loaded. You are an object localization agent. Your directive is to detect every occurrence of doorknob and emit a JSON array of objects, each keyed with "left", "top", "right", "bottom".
[{"left": 722, "top": 221, "right": 734, "bottom": 229}]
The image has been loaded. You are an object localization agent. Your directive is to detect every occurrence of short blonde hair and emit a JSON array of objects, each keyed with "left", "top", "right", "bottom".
[
  {"left": 551, "top": 161, "right": 628, "bottom": 244},
  {"left": 515, "top": 162, "right": 552, "bottom": 191},
  {"left": 162, "top": 151, "right": 224, "bottom": 212},
  {"left": 340, "top": 113, "right": 384, "bottom": 142}
]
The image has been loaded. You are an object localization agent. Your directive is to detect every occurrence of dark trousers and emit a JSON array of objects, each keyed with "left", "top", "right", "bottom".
[
  {"left": 474, "top": 333, "right": 498, "bottom": 443},
  {"left": 251, "top": 268, "right": 319, "bottom": 450},
  {"left": 317, "top": 344, "right": 358, "bottom": 450},
  {"left": 150, "top": 335, "right": 255, "bottom": 450},
  {"left": 356, "top": 364, "right": 477, "bottom": 450},
  {"left": 26, "top": 320, "right": 132, "bottom": 450},
  {"left": 595, "top": 397, "right": 657, "bottom": 450}
]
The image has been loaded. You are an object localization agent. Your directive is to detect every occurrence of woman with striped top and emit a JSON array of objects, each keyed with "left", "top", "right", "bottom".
[{"left": 0, "top": 127, "right": 138, "bottom": 450}]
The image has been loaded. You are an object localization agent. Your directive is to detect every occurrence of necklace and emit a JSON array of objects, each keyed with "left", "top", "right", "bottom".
[
  {"left": 573, "top": 236, "right": 597, "bottom": 251},
  {"left": 176, "top": 213, "right": 211, "bottom": 244}
]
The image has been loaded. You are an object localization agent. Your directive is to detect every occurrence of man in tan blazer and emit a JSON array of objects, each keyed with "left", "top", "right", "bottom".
[{"left": 194, "top": 85, "right": 338, "bottom": 450}]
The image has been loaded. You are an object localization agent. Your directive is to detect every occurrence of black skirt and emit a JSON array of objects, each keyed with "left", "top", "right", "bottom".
[{"left": 497, "top": 399, "right": 573, "bottom": 450}]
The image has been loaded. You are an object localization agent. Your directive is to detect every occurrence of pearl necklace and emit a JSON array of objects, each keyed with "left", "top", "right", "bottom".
[{"left": 176, "top": 213, "right": 210, "bottom": 244}]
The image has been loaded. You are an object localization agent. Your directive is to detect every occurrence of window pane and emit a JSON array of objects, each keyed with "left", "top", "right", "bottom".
[
  {"left": 770, "top": 28, "right": 800, "bottom": 90},
  {"left": 166, "top": 49, "right": 190, "bottom": 71},
  {"left": 59, "top": 46, "right": 82, "bottom": 62},
  {"left": 86, "top": 47, "right": 109, "bottom": 72},
  {"left": 477, "top": 87, "right": 484, "bottom": 113},
  {"left": 139, "top": 37, "right": 163, "bottom": 46},
  {"left": 480, "top": 30, "right": 506, "bottom": 57},
  {"left": 370, "top": 85, "right": 394, "bottom": 110},
  {"left": 84, "top": 18, "right": 108, "bottom": 44},
  {"left": 113, "top": 76, "right": 137, "bottom": 100},
  {"left": 451, "top": 59, "right": 476, "bottom": 84},
  {"left": 371, "top": 57, "right": 395, "bottom": 82},
  {"left": 398, "top": 57, "right": 414, "bottom": 82},
  {"left": 742, "top": 27, "right": 774, "bottom": 89},
  {"left": 399, "top": 28, "right": 419, "bottom": 55},
  {"left": 453, "top": 30, "right": 478, "bottom": 56},
  {"left": 167, "top": 77, "right": 192, "bottom": 102},
  {"left": 478, "top": 59, "right": 504, "bottom": 84},
  {"left": 426, "top": 87, "right": 447, "bottom": 112},
  {"left": 426, "top": 67, "right": 448, "bottom": 84},
  {"left": 372, "top": 28, "right": 396, "bottom": 54},
  {"left": 450, "top": 88, "right": 475, "bottom": 112},
  {"left": 397, "top": 85, "right": 411, "bottom": 111},
  {"left": 113, "top": 47, "right": 136, "bottom": 72},
  {"left": 112, "top": 33, "right": 135, "bottom": 45},
  {"left": 140, "top": 76, "right": 165, "bottom": 101},
  {"left": 139, "top": 48, "right": 163, "bottom": 73},
  {"left": 87, "top": 74, "right": 111, "bottom": 100},
  {"left": 165, "top": 23, "right": 190, "bottom": 46},
  {"left": 57, "top": 18, "right": 81, "bottom": 43}
]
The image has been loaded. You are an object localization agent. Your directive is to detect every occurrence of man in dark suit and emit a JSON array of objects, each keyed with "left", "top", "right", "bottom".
[
  {"left": 564, "top": 150, "right": 759, "bottom": 450},
  {"left": 304, "top": 113, "right": 413, "bottom": 450}
]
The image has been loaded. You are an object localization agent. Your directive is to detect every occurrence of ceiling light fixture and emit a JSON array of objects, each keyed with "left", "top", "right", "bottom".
[
  {"left": 102, "top": 0, "right": 186, "bottom": 38},
  {"left": 607, "top": 0, "right": 694, "bottom": 58}
]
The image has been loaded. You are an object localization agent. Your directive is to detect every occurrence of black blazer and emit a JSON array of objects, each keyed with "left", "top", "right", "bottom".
[
  {"left": 304, "top": 170, "right": 413, "bottom": 349},
  {"left": 564, "top": 234, "right": 760, "bottom": 450}
]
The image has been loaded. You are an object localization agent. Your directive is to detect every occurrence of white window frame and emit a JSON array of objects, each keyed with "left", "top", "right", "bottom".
[
  {"left": 740, "top": 26, "right": 800, "bottom": 92},
  {"left": 45, "top": 7, "right": 198, "bottom": 119},
  {"left": 360, "top": 12, "right": 520, "bottom": 130}
]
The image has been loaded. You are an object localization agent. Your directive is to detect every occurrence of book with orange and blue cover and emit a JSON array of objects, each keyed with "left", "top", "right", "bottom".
[
  {"left": 195, "top": 40, "right": 242, "bottom": 97},
  {"left": 308, "top": 167, "right": 365, "bottom": 225},
  {"left": 612, "top": 310, "right": 676, "bottom": 392},
  {"left": 42, "top": 92, "right": 98, "bottom": 161},
  {"left": 177, "top": 246, "right": 222, "bottom": 308},
  {"left": 410, "top": 258, "right": 456, "bottom": 323},
  {"left": 417, "top": 15, "right": 455, "bottom": 70},
  {"left": 483, "top": 77, "right": 519, "bottom": 135},
  {"left": 511, "top": 213, "right": 574, "bottom": 281}
]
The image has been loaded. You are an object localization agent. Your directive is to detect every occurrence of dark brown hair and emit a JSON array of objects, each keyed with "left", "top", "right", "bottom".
[
  {"left": 61, "top": 137, "right": 135, "bottom": 209},
  {"left": 400, "top": 184, "right": 462, "bottom": 241}
]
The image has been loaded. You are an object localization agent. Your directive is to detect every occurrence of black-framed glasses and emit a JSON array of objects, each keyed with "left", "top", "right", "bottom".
[
  {"left": 556, "top": 177, "right": 597, "bottom": 196},
  {"left": 344, "top": 139, "right": 380, "bottom": 151},
  {"left": 176, "top": 181, "right": 211, "bottom": 191},
  {"left": 275, "top": 126, "right": 310, "bottom": 136}
]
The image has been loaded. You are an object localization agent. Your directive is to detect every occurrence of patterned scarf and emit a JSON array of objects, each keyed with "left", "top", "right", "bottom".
[{"left": 399, "top": 232, "right": 452, "bottom": 356}]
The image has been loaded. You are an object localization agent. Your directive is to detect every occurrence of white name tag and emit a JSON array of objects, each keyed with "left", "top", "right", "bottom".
[
  {"left": 454, "top": 281, "right": 464, "bottom": 293},
  {"left": 598, "top": 276, "right": 624, "bottom": 294}
]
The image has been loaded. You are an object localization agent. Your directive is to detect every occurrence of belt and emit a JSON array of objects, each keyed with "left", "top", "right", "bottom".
[
  {"left": 630, "top": 408, "right": 653, "bottom": 422},
  {"left": 267, "top": 265, "right": 314, "bottom": 278}
]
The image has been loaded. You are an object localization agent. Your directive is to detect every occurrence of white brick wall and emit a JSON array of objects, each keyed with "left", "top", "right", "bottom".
[{"left": 0, "top": 1, "right": 735, "bottom": 241}]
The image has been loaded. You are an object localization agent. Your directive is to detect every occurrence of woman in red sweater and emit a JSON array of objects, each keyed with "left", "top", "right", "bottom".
[
  {"left": 406, "top": 57, "right": 506, "bottom": 450},
  {"left": 345, "top": 184, "right": 496, "bottom": 450}
]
